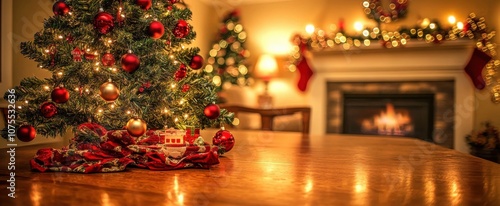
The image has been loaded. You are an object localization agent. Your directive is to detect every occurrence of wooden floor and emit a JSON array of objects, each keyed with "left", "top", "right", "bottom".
[{"left": 1, "top": 130, "right": 499, "bottom": 205}]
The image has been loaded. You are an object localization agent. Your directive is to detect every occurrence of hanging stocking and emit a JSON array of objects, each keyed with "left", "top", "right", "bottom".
[
  {"left": 296, "top": 56, "right": 313, "bottom": 92},
  {"left": 465, "top": 48, "right": 492, "bottom": 90}
]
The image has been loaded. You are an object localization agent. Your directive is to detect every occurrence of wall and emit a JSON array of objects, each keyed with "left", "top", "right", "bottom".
[
  {"left": 232, "top": 0, "right": 500, "bottom": 132},
  {"left": 0, "top": 0, "right": 218, "bottom": 148}
]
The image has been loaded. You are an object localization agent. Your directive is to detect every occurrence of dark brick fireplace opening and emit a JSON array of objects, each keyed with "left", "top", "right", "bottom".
[
  {"left": 326, "top": 81, "right": 455, "bottom": 148},
  {"left": 342, "top": 93, "right": 434, "bottom": 141}
]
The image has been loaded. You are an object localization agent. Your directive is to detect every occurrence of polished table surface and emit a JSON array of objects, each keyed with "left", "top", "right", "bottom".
[{"left": 1, "top": 130, "right": 499, "bottom": 205}]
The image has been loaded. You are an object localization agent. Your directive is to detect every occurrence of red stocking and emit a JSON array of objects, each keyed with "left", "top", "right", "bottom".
[
  {"left": 465, "top": 48, "right": 492, "bottom": 90},
  {"left": 296, "top": 56, "right": 313, "bottom": 92}
]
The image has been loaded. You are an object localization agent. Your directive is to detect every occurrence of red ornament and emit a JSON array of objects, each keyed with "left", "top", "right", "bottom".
[
  {"left": 93, "top": 11, "right": 114, "bottom": 35},
  {"left": 148, "top": 20, "right": 165, "bottom": 39},
  {"left": 101, "top": 53, "right": 116, "bottom": 66},
  {"left": 71, "top": 47, "right": 83, "bottom": 62},
  {"left": 51, "top": 87, "right": 70, "bottom": 103},
  {"left": 174, "top": 64, "right": 187, "bottom": 81},
  {"left": 84, "top": 52, "right": 96, "bottom": 61},
  {"left": 168, "top": 0, "right": 178, "bottom": 4},
  {"left": 204, "top": 104, "right": 220, "bottom": 119},
  {"left": 17, "top": 125, "right": 37, "bottom": 142},
  {"left": 136, "top": 0, "right": 152, "bottom": 10},
  {"left": 212, "top": 127, "right": 235, "bottom": 154},
  {"left": 182, "top": 84, "right": 190, "bottom": 92},
  {"left": 53, "top": 1, "right": 70, "bottom": 16},
  {"left": 121, "top": 52, "right": 140, "bottom": 73},
  {"left": 40, "top": 102, "right": 58, "bottom": 118},
  {"left": 174, "top": 20, "right": 190, "bottom": 38},
  {"left": 189, "top": 55, "right": 204, "bottom": 70},
  {"left": 66, "top": 35, "right": 74, "bottom": 43}
]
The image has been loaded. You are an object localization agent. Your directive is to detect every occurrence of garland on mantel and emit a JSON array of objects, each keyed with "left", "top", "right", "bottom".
[{"left": 289, "top": 13, "right": 500, "bottom": 103}]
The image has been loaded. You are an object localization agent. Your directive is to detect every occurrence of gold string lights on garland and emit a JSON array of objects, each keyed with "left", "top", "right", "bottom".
[
  {"left": 289, "top": 12, "right": 499, "bottom": 103},
  {"left": 363, "top": 0, "right": 409, "bottom": 24}
]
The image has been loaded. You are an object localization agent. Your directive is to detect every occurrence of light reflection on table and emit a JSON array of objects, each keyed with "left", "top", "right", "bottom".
[{"left": 0, "top": 130, "right": 499, "bottom": 205}]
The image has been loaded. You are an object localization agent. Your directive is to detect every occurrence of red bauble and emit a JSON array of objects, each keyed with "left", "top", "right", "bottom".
[
  {"left": 174, "top": 64, "right": 187, "bottom": 81},
  {"left": 174, "top": 20, "right": 190, "bottom": 38},
  {"left": 101, "top": 53, "right": 116, "bottom": 66},
  {"left": 94, "top": 11, "right": 114, "bottom": 35},
  {"left": 136, "top": 0, "right": 152, "bottom": 10},
  {"left": 40, "top": 102, "right": 58, "bottom": 118},
  {"left": 17, "top": 125, "right": 37, "bottom": 142},
  {"left": 189, "top": 55, "right": 204, "bottom": 70},
  {"left": 148, "top": 20, "right": 165, "bottom": 39},
  {"left": 121, "top": 53, "right": 140, "bottom": 73},
  {"left": 212, "top": 128, "right": 235, "bottom": 154},
  {"left": 182, "top": 84, "right": 190, "bottom": 92},
  {"left": 53, "top": 1, "right": 70, "bottom": 16},
  {"left": 51, "top": 87, "right": 70, "bottom": 103},
  {"left": 204, "top": 104, "right": 220, "bottom": 119}
]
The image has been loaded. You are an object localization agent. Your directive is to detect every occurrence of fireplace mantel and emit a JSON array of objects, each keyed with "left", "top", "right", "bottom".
[{"left": 307, "top": 39, "right": 475, "bottom": 153}]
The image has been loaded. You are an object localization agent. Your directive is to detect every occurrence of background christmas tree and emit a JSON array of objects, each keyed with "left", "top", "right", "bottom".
[
  {"left": 4, "top": 0, "right": 233, "bottom": 141},
  {"left": 204, "top": 9, "right": 252, "bottom": 93}
]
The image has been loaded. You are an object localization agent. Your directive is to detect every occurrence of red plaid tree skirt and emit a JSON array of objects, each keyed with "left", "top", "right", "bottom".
[{"left": 30, "top": 123, "right": 220, "bottom": 173}]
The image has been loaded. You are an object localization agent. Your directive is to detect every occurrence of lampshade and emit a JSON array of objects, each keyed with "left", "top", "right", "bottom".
[{"left": 254, "top": 54, "right": 278, "bottom": 81}]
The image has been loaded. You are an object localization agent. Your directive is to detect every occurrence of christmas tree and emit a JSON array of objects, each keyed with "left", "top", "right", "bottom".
[
  {"left": 204, "top": 9, "right": 251, "bottom": 92},
  {"left": 4, "top": 0, "right": 234, "bottom": 141}
]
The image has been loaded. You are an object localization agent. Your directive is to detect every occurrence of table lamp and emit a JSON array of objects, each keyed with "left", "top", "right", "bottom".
[{"left": 254, "top": 54, "right": 278, "bottom": 109}]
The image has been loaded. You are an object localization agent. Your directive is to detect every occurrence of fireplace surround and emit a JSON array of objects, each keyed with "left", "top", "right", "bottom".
[
  {"left": 326, "top": 81, "right": 454, "bottom": 148},
  {"left": 307, "top": 39, "right": 475, "bottom": 153}
]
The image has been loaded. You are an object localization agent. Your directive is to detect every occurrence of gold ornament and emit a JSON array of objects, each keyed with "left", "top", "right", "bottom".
[
  {"left": 99, "top": 81, "right": 120, "bottom": 101},
  {"left": 126, "top": 117, "right": 147, "bottom": 137}
]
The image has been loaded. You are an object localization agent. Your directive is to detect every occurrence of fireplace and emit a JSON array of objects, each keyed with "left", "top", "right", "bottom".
[
  {"left": 326, "top": 81, "right": 454, "bottom": 148},
  {"left": 342, "top": 93, "right": 434, "bottom": 140},
  {"left": 307, "top": 39, "right": 475, "bottom": 153}
]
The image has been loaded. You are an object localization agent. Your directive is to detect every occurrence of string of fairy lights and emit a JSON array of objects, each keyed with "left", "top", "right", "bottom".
[{"left": 289, "top": 6, "right": 500, "bottom": 103}]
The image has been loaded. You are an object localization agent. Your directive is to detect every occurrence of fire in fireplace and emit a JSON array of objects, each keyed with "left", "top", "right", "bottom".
[
  {"left": 360, "top": 102, "right": 414, "bottom": 136},
  {"left": 342, "top": 93, "right": 435, "bottom": 141}
]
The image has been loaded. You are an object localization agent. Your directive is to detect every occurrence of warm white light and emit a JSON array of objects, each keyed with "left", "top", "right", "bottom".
[
  {"left": 183, "top": 114, "right": 188, "bottom": 119},
  {"left": 354, "top": 22, "right": 364, "bottom": 32},
  {"left": 457, "top": 22, "right": 464, "bottom": 30},
  {"left": 174, "top": 117, "right": 179, "bottom": 122},
  {"left": 254, "top": 54, "right": 278, "bottom": 81},
  {"left": 98, "top": 109, "right": 103, "bottom": 113},
  {"left": 305, "top": 24, "right": 315, "bottom": 35},
  {"left": 43, "top": 86, "right": 50, "bottom": 90},
  {"left": 57, "top": 72, "right": 63, "bottom": 76},
  {"left": 232, "top": 118, "right": 240, "bottom": 126},
  {"left": 127, "top": 111, "right": 131, "bottom": 114},
  {"left": 171, "top": 83, "right": 176, "bottom": 88},
  {"left": 448, "top": 15, "right": 456, "bottom": 25},
  {"left": 429, "top": 23, "right": 436, "bottom": 30},
  {"left": 421, "top": 18, "right": 430, "bottom": 28},
  {"left": 179, "top": 99, "right": 185, "bottom": 105},
  {"left": 58, "top": 35, "right": 63, "bottom": 39}
]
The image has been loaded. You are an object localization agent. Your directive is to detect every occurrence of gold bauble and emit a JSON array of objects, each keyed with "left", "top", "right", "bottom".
[
  {"left": 126, "top": 117, "right": 147, "bottom": 137},
  {"left": 99, "top": 82, "right": 120, "bottom": 101}
]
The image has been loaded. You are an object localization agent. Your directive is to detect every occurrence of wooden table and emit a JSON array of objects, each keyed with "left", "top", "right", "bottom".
[
  {"left": 1, "top": 130, "right": 499, "bottom": 205},
  {"left": 222, "top": 105, "right": 311, "bottom": 134}
]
